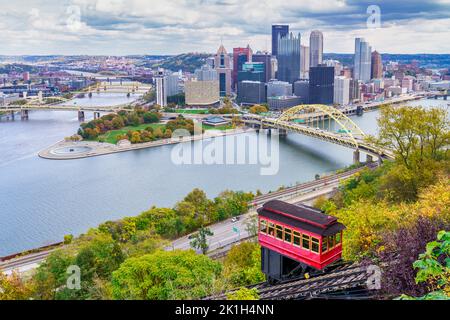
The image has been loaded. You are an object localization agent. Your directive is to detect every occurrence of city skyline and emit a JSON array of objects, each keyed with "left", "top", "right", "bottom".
[{"left": 1, "top": 0, "right": 450, "bottom": 56}]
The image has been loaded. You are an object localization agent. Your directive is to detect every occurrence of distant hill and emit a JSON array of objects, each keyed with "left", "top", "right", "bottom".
[
  {"left": 152, "top": 53, "right": 212, "bottom": 73},
  {"left": 324, "top": 53, "right": 450, "bottom": 69}
]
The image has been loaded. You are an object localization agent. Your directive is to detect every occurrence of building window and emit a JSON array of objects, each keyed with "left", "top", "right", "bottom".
[
  {"left": 260, "top": 220, "right": 267, "bottom": 234},
  {"left": 311, "top": 237, "right": 320, "bottom": 254},
  {"left": 302, "top": 234, "right": 311, "bottom": 250},
  {"left": 284, "top": 228, "right": 292, "bottom": 243},
  {"left": 322, "top": 237, "right": 328, "bottom": 253},
  {"left": 276, "top": 225, "right": 283, "bottom": 240},
  {"left": 268, "top": 223, "right": 275, "bottom": 237},
  {"left": 293, "top": 231, "right": 301, "bottom": 246}
]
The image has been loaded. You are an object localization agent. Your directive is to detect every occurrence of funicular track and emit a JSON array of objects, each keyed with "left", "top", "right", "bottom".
[{"left": 205, "top": 262, "right": 378, "bottom": 300}]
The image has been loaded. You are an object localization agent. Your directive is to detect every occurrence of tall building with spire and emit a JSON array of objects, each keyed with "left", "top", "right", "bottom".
[
  {"left": 309, "top": 30, "right": 323, "bottom": 68},
  {"left": 277, "top": 32, "right": 301, "bottom": 84},
  {"left": 272, "top": 25, "right": 289, "bottom": 57},
  {"left": 354, "top": 38, "right": 372, "bottom": 82},
  {"left": 371, "top": 50, "right": 383, "bottom": 79},
  {"left": 214, "top": 44, "right": 232, "bottom": 96}
]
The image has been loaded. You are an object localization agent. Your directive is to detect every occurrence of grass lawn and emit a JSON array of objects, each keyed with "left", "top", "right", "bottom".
[
  {"left": 98, "top": 123, "right": 165, "bottom": 144},
  {"left": 175, "top": 109, "right": 209, "bottom": 114},
  {"left": 202, "top": 124, "right": 234, "bottom": 131},
  {"left": 93, "top": 123, "right": 234, "bottom": 144}
]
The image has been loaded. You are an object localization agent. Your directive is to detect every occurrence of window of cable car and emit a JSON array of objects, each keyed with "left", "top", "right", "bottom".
[
  {"left": 260, "top": 220, "right": 267, "bottom": 234},
  {"left": 284, "top": 228, "right": 292, "bottom": 243},
  {"left": 268, "top": 223, "right": 275, "bottom": 237},
  {"left": 311, "top": 237, "right": 320, "bottom": 254},
  {"left": 302, "top": 234, "right": 311, "bottom": 250},
  {"left": 335, "top": 232, "right": 342, "bottom": 245},
  {"left": 322, "top": 237, "right": 328, "bottom": 253},
  {"left": 329, "top": 235, "right": 336, "bottom": 249},
  {"left": 293, "top": 231, "right": 301, "bottom": 246},
  {"left": 276, "top": 225, "right": 283, "bottom": 240}
]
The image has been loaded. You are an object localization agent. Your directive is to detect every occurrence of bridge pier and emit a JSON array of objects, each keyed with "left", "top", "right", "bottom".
[
  {"left": 353, "top": 149, "right": 360, "bottom": 165},
  {"left": 10, "top": 111, "right": 15, "bottom": 120},
  {"left": 267, "top": 128, "right": 272, "bottom": 136},
  {"left": 445, "top": 95, "right": 448, "bottom": 100},
  {"left": 21, "top": 109, "right": 29, "bottom": 120},
  {"left": 78, "top": 111, "right": 85, "bottom": 122},
  {"left": 94, "top": 112, "right": 101, "bottom": 120},
  {"left": 366, "top": 154, "right": 373, "bottom": 163},
  {"left": 378, "top": 156, "right": 384, "bottom": 166}
]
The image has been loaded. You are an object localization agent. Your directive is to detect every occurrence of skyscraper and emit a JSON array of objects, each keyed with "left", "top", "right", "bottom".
[
  {"left": 272, "top": 25, "right": 289, "bottom": 57},
  {"left": 195, "top": 65, "right": 218, "bottom": 81},
  {"left": 277, "top": 32, "right": 301, "bottom": 84},
  {"left": 155, "top": 70, "right": 167, "bottom": 107},
  {"left": 371, "top": 50, "right": 383, "bottom": 79},
  {"left": 354, "top": 38, "right": 372, "bottom": 82},
  {"left": 309, "top": 30, "right": 323, "bottom": 68},
  {"left": 252, "top": 52, "right": 272, "bottom": 83},
  {"left": 309, "top": 64, "right": 334, "bottom": 105},
  {"left": 334, "top": 76, "right": 350, "bottom": 105},
  {"left": 300, "top": 45, "right": 310, "bottom": 79},
  {"left": 214, "top": 44, "right": 232, "bottom": 96},
  {"left": 232, "top": 46, "right": 252, "bottom": 90}
]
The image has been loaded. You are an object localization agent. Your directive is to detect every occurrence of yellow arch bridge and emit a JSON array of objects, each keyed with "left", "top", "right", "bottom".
[{"left": 241, "top": 104, "right": 394, "bottom": 163}]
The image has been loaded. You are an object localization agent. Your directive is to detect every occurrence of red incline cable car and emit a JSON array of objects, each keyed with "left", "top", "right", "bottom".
[{"left": 258, "top": 200, "right": 346, "bottom": 282}]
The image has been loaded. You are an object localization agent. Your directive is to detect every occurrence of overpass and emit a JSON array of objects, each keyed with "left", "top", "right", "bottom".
[
  {"left": 72, "top": 82, "right": 152, "bottom": 95},
  {"left": 0, "top": 82, "right": 149, "bottom": 120},
  {"left": 241, "top": 104, "right": 394, "bottom": 164},
  {"left": 0, "top": 103, "right": 133, "bottom": 121}
]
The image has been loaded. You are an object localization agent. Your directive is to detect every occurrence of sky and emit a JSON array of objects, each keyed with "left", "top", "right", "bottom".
[{"left": 0, "top": 0, "right": 450, "bottom": 55}]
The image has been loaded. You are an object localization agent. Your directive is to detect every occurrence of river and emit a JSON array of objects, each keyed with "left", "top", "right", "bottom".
[{"left": 0, "top": 96, "right": 447, "bottom": 256}]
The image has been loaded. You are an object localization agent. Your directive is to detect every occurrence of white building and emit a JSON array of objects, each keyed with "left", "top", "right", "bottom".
[
  {"left": 334, "top": 76, "right": 350, "bottom": 105},
  {"left": 194, "top": 65, "right": 218, "bottom": 81},
  {"left": 267, "top": 80, "right": 292, "bottom": 97},
  {"left": 155, "top": 73, "right": 167, "bottom": 107},
  {"left": 166, "top": 73, "right": 180, "bottom": 96},
  {"left": 300, "top": 45, "right": 310, "bottom": 79}
]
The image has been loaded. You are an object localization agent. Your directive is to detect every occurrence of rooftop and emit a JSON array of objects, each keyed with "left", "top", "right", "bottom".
[{"left": 258, "top": 200, "right": 345, "bottom": 236}]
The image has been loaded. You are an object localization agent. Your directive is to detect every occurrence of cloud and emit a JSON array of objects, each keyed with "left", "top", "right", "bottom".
[{"left": 0, "top": 0, "right": 449, "bottom": 55}]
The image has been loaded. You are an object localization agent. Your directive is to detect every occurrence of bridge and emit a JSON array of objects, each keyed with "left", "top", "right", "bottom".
[
  {"left": 241, "top": 104, "right": 394, "bottom": 164},
  {"left": 72, "top": 82, "right": 152, "bottom": 95},
  {"left": 0, "top": 82, "right": 150, "bottom": 121},
  {"left": 424, "top": 90, "right": 449, "bottom": 100}
]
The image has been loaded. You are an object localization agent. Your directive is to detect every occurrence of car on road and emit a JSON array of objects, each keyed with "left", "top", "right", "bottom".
[{"left": 231, "top": 216, "right": 240, "bottom": 223}]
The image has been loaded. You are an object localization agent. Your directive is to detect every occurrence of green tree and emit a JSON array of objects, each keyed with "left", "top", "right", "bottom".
[
  {"left": 249, "top": 104, "right": 268, "bottom": 114},
  {"left": 222, "top": 242, "right": 265, "bottom": 287},
  {"left": 0, "top": 272, "right": 33, "bottom": 300},
  {"left": 399, "top": 231, "right": 450, "bottom": 300},
  {"left": 111, "top": 250, "right": 222, "bottom": 300},
  {"left": 190, "top": 226, "right": 214, "bottom": 254},
  {"left": 371, "top": 105, "right": 450, "bottom": 202},
  {"left": 226, "top": 287, "right": 259, "bottom": 300}
]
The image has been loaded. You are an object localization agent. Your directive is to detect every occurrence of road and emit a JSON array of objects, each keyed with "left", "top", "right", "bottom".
[{"left": 168, "top": 182, "right": 345, "bottom": 254}]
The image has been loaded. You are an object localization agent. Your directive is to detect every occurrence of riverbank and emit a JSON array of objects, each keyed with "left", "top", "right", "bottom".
[
  {"left": 38, "top": 127, "right": 255, "bottom": 160},
  {"left": 0, "top": 164, "right": 363, "bottom": 275}
]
